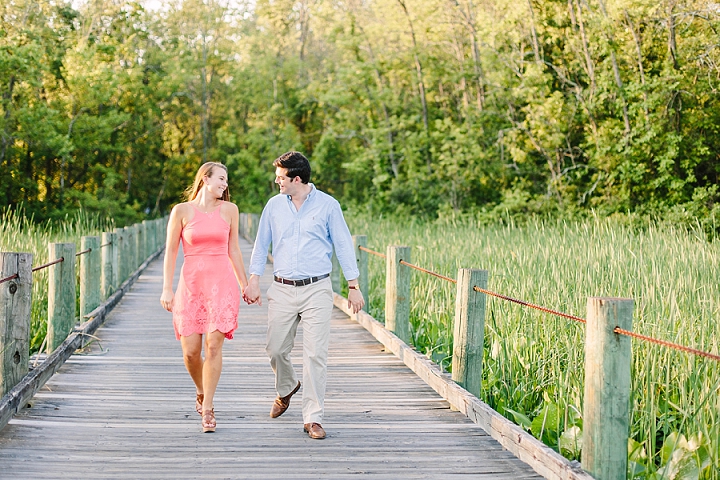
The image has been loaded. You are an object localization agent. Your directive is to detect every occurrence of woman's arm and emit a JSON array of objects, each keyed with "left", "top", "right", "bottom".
[{"left": 160, "top": 205, "right": 184, "bottom": 312}]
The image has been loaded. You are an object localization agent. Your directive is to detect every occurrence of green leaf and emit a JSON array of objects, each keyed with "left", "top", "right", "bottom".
[
  {"left": 559, "top": 425, "right": 582, "bottom": 459},
  {"left": 503, "top": 407, "right": 532, "bottom": 430}
]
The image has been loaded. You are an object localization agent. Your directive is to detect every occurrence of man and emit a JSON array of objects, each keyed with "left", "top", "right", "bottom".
[{"left": 244, "top": 151, "right": 364, "bottom": 440}]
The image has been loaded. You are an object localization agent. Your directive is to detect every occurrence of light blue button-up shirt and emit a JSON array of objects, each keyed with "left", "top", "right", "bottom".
[{"left": 249, "top": 184, "right": 360, "bottom": 281}]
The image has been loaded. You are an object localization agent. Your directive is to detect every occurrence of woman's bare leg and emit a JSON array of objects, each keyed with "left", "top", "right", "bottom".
[
  {"left": 202, "top": 330, "right": 225, "bottom": 412},
  {"left": 180, "top": 333, "right": 204, "bottom": 394}
]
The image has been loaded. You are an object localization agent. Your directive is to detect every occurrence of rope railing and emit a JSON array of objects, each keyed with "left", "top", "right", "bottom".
[
  {"left": 361, "top": 245, "right": 720, "bottom": 362},
  {"left": 0, "top": 273, "right": 18, "bottom": 285},
  {"left": 472, "top": 286, "right": 587, "bottom": 324},
  {"left": 399, "top": 260, "right": 457, "bottom": 284},
  {"left": 32, "top": 257, "right": 64, "bottom": 272},
  {"left": 614, "top": 327, "right": 720, "bottom": 362},
  {"left": 359, "top": 245, "right": 385, "bottom": 258}
]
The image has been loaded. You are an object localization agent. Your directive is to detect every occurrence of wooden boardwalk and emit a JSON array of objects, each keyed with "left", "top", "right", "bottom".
[{"left": 0, "top": 238, "right": 543, "bottom": 479}]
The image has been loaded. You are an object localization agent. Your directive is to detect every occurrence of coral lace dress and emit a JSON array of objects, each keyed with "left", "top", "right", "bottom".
[{"left": 173, "top": 202, "right": 240, "bottom": 340}]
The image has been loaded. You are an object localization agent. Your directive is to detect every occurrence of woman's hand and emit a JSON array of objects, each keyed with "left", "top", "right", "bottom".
[{"left": 160, "top": 289, "right": 175, "bottom": 312}]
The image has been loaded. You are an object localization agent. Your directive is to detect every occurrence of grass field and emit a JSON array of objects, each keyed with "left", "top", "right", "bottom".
[
  {"left": 0, "top": 207, "right": 113, "bottom": 353},
  {"left": 345, "top": 212, "right": 720, "bottom": 478}
]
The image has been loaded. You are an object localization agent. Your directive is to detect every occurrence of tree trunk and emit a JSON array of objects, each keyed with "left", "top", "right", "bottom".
[
  {"left": 526, "top": 0, "right": 542, "bottom": 64},
  {"left": 397, "top": 0, "right": 432, "bottom": 173},
  {"left": 571, "top": 0, "right": 595, "bottom": 91},
  {"left": 596, "top": 0, "right": 631, "bottom": 136},
  {"left": 623, "top": 10, "right": 648, "bottom": 118}
]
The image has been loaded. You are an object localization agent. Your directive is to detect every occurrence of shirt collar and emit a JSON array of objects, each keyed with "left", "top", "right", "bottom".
[{"left": 286, "top": 183, "right": 316, "bottom": 201}]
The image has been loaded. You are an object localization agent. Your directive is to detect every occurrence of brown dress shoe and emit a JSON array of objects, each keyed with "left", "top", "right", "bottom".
[
  {"left": 303, "top": 422, "right": 326, "bottom": 439},
  {"left": 270, "top": 381, "right": 301, "bottom": 418}
]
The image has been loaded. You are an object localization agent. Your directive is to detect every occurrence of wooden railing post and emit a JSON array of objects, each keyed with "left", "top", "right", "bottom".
[
  {"left": 134, "top": 224, "right": 142, "bottom": 268},
  {"left": 79, "top": 236, "right": 101, "bottom": 318},
  {"left": 115, "top": 227, "right": 125, "bottom": 284},
  {"left": 101, "top": 231, "right": 117, "bottom": 299},
  {"left": 155, "top": 219, "right": 161, "bottom": 251},
  {"left": 47, "top": 243, "right": 76, "bottom": 352},
  {"left": 142, "top": 220, "right": 151, "bottom": 260},
  {"left": 385, "top": 245, "right": 411, "bottom": 343},
  {"left": 239, "top": 213, "right": 246, "bottom": 239},
  {"left": 250, "top": 213, "right": 260, "bottom": 240},
  {"left": 451, "top": 268, "right": 488, "bottom": 395},
  {"left": 353, "top": 235, "right": 368, "bottom": 310},
  {"left": 582, "top": 297, "right": 634, "bottom": 480},
  {"left": 331, "top": 251, "right": 341, "bottom": 294},
  {"left": 153, "top": 219, "right": 160, "bottom": 251},
  {"left": 0, "top": 252, "right": 32, "bottom": 397},
  {"left": 124, "top": 226, "right": 135, "bottom": 274},
  {"left": 161, "top": 217, "right": 166, "bottom": 247}
]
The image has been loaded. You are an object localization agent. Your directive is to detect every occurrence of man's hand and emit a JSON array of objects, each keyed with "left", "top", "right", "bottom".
[
  {"left": 244, "top": 275, "right": 262, "bottom": 306},
  {"left": 347, "top": 288, "right": 364, "bottom": 314}
]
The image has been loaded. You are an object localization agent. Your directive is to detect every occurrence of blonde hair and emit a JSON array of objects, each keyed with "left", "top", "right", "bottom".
[{"left": 184, "top": 162, "right": 230, "bottom": 201}]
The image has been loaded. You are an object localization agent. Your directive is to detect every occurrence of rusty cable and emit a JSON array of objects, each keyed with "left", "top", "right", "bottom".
[
  {"left": 398, "top": 260, "right": 457, "bottom": 284},
  {"left": 358, "top": 245, "right": 386, "bottom": 259},
  {"left": 473, "top": 286, "right": 587, "bottom": 324},
  {"left": 360, "top": 244, "right": 719, "bottom": 362},
  {"left": 0, "top": 273, "right": 19, "bottom": 285},
  {"left": 1, "top": 256, "right": 67, "bottom": 283},
  {"left": 100, "top": 242, "right": 112, "bottom": 248},
  {"left": 614, "top": 327, "right": 720, "bottom": 362},
  {"left": 76, "top": 248, "right": 92, "bottom": 257},
  {"left": 32, "top": 257, "right": 64, "bottom": 272}
]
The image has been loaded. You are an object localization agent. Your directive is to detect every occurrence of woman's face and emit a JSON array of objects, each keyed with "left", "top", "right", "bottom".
[{"left": 203, "top": 168, "right": 228, "bottom": 199}]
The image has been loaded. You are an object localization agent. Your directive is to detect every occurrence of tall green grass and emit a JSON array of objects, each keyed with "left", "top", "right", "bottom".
[
  {"left": 346, "top": 212, "right": 720, "bottom": 478},
  {"left": 0, "top": 207, "right": 114, "bottom": 353}
]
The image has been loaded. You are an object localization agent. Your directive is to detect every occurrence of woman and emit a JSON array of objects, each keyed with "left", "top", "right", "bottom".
[{"left": 160, "top": 162, "right": 249, "bottom": 433}]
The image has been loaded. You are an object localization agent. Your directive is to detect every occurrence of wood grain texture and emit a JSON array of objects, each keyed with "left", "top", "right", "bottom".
[
  {"left": 0, "top": 252, "right": 32, "bottom": 397},
  {"left": 101, "top": 231, "right": 118, "bottom": 299},
  {"left": 333, "top": 295, "right": 594, "bottom": 480},
  {"left": 0, "top": 238, "right": 542, "bottom": 479},
  {"left": 80, "top": 236, "right": 101, "bottom": 318},
  {"left": 451, "top": 268, "right": 488, "bottom": 397},
  {"left": 47, "top": 243, "right": 76, "bottom": 352},
  {"left": 582, "top": 297, "right": 633, "bottom": 480},
  {"left": 0, "top": 246, "right": 165, "bottom": 433},
  {"left": 385, "top": 245, "right": 411, "bottom": 343}
]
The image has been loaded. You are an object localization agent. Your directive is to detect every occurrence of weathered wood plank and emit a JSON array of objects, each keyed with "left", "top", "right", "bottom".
[
  {"left": 333, "top": 295, "right": 594, "bottom": 480},
  {"left": 0, "top": 252, "right": 32, "bottom": 397},
  {"left": 0, "top": 238, "right": 543, "bottom": 479}
]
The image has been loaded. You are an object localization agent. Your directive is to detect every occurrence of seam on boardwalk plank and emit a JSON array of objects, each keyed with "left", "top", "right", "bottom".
[{"left": 332, "top": 292, "right": 593, "bottom": 480}]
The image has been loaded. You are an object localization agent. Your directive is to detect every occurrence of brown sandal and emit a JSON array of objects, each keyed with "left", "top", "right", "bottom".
[
  {"left": 195, "top": 393, "right": 204, "bottom": 416},
  {"left": 202, "top": 409, "right": 216, "bottom": 433}
]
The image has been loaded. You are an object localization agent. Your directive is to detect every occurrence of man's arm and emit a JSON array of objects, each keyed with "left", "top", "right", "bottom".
[{"left": 327, "top": 202, "right": 364, "bottom": 313}]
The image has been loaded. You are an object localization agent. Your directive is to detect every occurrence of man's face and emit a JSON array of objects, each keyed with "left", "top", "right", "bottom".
[{"left": 275, "top": 167, "right": 300, "bottom": 196}]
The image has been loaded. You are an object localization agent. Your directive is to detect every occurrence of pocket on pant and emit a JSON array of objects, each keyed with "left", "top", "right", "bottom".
[{"left": 267, "top": 282, "right": 276, "bottom": 302}]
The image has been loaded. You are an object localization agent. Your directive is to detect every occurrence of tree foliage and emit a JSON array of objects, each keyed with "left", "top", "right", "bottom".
[{"left": 1, "top": 0, "right": 720, "bottom": 223}]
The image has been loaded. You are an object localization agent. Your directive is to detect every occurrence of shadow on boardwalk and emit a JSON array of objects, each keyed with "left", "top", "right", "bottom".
[{"left": 0, "top": 238, "right": 542, "bottom": 479}]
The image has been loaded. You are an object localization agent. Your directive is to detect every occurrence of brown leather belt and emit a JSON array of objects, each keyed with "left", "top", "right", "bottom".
[{"left": 273, "top": 273, "right": 330, "bottom": 287}]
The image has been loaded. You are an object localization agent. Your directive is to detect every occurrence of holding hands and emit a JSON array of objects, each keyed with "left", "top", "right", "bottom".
[{"left": 242, "top": 275, "right": 262, "bottom": 306}]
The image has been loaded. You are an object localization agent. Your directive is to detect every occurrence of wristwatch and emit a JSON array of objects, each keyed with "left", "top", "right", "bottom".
[{"left": 348, "top": 285, "right": 361, "bottom": 290}]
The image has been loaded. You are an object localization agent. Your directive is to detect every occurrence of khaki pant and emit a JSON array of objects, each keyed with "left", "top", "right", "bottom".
[{"left": 265, "top": 277, "right": 334, "bottom": 424}]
